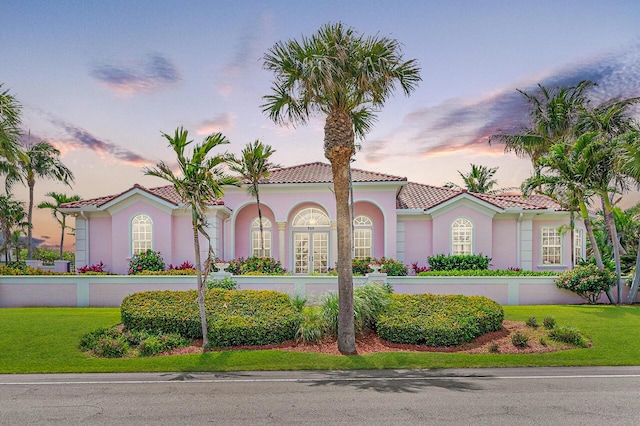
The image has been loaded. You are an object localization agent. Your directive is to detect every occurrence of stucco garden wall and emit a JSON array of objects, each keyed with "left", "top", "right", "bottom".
[{"left": 3, "top": 274, "right": 632, "bottom": 308}]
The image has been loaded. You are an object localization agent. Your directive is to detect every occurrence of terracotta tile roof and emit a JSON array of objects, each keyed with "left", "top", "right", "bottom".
[
  {"left": 260, "top": 162, "right": 407, "bottom": 184},
  {"left": 61, "top": 163, "right": 562, "bottom": 213},
  {"left": 60, "top": 184, "right": 224, "bottom": 209},
  {"left": 396, "top": 182, "right": 460, "bottom": 209},
  {"left": 396, "top": 183, "right": 561, "bottom": 211}
]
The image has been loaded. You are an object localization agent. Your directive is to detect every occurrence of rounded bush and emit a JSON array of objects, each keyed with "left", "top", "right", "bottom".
[
  {"left": 128, "top": 249, "right": 166, "bottom": 275},
  {"left": 555, "top": 264, "right": 615, "bottom": 304},
  {"left": 121, "top": 289, "right": 301, "bottom": 348},
  {"left": 376, "top": 294, "right": 504, "bottom": 346}
]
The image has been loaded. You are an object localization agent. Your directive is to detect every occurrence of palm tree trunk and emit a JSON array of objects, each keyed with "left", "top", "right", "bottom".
[
  {"left": 601, "top": 194, "right": 622, "bottom": 304},
  {"left": 27, "top": 181, "right": 34, "bottom": 259},
  {"left": 256, "top": 186, "right": 265, "bottom": 257},
  {"left": 580, "top": 201, "right": 614, "bottom": 303},
  {"left": 59, "top": 216, "right": 65, "bottom": 260},
  {"left": 193, "top": 218, "right": 209, "bottom": 348},
  {"left": 627, "top": 239, "right": 640, "bottom": 303},
  {"left": 570, "top": 210, "right": 575, "bottom": 268},
  {"left": 325, "top": 109, "right": 356, "bottom": 355}
]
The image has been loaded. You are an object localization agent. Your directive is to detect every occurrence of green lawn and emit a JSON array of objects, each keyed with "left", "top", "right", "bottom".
[{"left": 1, "top": 305, "right": 639, "bottom": 374}]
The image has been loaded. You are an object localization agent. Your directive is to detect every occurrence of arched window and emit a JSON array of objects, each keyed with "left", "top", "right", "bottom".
[
  {"left": 131, "top": 214, "right": 152, "bottom": 255},
  {"left": 292, "top": 207, "right": 330, "bottom": 228},
  {"left": 451, "top": 218, "right": 473, "bottom": 255},
  {"left": 353, "top": 215, "right": 373, "bottom": 259},
  {"left": 251, "top": 217, "right": 272, "bottom": 257}
]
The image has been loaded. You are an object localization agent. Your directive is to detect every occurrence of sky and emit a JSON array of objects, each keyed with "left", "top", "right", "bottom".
[{"left": 2, "top": 0, "right": 640, "bottom": 250}]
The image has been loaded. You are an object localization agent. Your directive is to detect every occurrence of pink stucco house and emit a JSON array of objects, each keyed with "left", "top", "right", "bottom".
[{"left": 60, "top": 162, "right": 584, "bottom": 275}]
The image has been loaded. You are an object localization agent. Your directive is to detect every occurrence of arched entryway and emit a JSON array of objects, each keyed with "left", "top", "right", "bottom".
[{"left": 291, "top": 207, "right": 330, "bottom": 274}]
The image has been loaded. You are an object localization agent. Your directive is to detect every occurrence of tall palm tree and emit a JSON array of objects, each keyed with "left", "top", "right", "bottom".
[
  {"left": 522, "top": 135, "right": 605, "bottom": 259},
  {"left": 0, "top": 84, "right": 22, "bottom": 162},
  {"left": 618, "top": 132, "right": 640, "bottom": 302},
  {"left": 577, "top": 97, "right": 640, "bottom": 303},
  {"left": 444, "top": 163, "right": 514, "bottom": 194},
  {"left": 0, "top": 194, "right": 27, "bottom": 263},
  {"left": 262, "top": 22, "right": 421, "bottom": 354},
  {"left": 490, "top": 80, "right": 594, "bottom": 171},
  {"left": 144, "top": 127, "right": 239, "bottom": 348},
  {"left": 6, "top": 140, "right": 74, "bottom": 259},
  {"left": 229, "top": 140, "right": 280, "bottom": 257},
  {"left": 38, "top": 192, "right": 81, "bottom": 259}
]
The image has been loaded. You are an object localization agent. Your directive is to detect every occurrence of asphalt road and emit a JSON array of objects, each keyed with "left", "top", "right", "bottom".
[{"left": 1, "top": 367, "right": 640, "bottom": 425}]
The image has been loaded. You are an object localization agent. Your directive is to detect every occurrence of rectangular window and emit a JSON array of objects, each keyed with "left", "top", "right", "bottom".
[
  {"left": 452, "top": 229, "right": 472, "bottom": 255},
  {"left": 541, "top": 227, "right": 562, "bottom": 265},
  {"left": 354, "top": 229, "right": 372, "bottom": 259},
  {"left": 251, "top": 230, "right": 271, "bottom": 257},
  {"left": 574, "top": 229, "right": 583, "bottom": 265}
]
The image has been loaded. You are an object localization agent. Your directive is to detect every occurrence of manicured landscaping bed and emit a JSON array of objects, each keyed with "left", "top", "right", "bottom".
[{"left": 1, "top": 304, "right": 639, "bottom": 373}]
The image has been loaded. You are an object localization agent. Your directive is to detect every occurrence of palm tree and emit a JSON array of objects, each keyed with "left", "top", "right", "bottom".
[
  {"left": 0, "top": 194, "right": 27, "bottom": 263},
  {"left": 618, "top": 132, "right": 640, "bottom": 302},
  {"left": 6, "top": 140, "right": 74, "bottom": 259},
  {"left": 144, "top": 127, "right": 239, "bottom": 348},
  {"left": 229, "top": 140, "right": 280, "bottom": 257},
  {"left": 577, "top": 98, "right": 640, "bottom": 302},
  {"left": 38, "top": 192, "right": 81, "bottom": 259},
  {"left": 0, "top": 84, "right": 22, "bottom": 162},
  {"left": 521, "top": 134, "right": 607, "bottom": 267},
  {"left": 262, "top": 22, "right": 421, "bottom": 354},
  {"left": 490, "top": 81, "right": 594, "bottom": 171},
  {"left": 444, "top": 163, "right": 514, "bottom": 194}
]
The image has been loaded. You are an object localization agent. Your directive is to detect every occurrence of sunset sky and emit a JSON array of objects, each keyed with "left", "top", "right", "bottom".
[{"left": 2, "top": 0, "right": 640, "bottom": 249}]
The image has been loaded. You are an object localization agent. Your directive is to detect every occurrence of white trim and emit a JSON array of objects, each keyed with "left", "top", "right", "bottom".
[
  {"left": 101, "top": 188, "right": 177, "bottom": 212},
  {"left": 426, "top": 193, "right": 502, "bottom": 217}
]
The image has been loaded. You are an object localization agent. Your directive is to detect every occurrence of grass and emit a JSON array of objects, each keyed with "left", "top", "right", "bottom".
[{"left": 1, "top": 305, "right": 639, "bottom": 373}]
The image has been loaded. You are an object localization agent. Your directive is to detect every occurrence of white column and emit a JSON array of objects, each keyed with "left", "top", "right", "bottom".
[
  {"left": 520, "top": 219, "right": 533, "bottom": 270},
  {"left": 277, "top": 222, "right": 286, "bottom": 264},
  {"left": 74, "top": 216, "right": 88, "bottom": 269}
]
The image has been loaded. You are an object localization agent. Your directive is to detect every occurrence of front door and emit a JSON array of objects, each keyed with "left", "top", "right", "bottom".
[{"left": 294, "top": 232, "right": 329, "bottom": 274}]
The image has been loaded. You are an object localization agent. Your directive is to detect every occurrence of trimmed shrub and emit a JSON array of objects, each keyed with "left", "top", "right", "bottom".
[
  {"left": 79, "top": 325, "right": 122, "bottom": 351},
  {"left": 120, "top": 289, "right": 300, "bottom": 348},
  {"left": 93, "top": 338, "right": 130, "bottom": 358},
  {"left": 427, "top": 254, "right": 491, "bottom": 271},
  {"left": 0, "top": 265, "right": 73, "bottom": 275},
  {"left": 351, "top": 257, "right": 408, "bottom": 276},
  {"left": 548, "top": 326, "right": 588, "bottom": 347},
  {"left": 138, "top": 333, "right": 191, "bottom": 357},
  {"left": 206, "top": 276, "right": 238, "bottom": 290},
  {"left": 128, "top": 249, "right": 166, "bottom": 275},
  {"left": 417, "top": 269, "right": 556, "bottom": 277},
  {"left": 526, "top": 317, "right": 539, "bottom": 328},
  {"left": 376, "top": 294, "right": 504, "bottom": 346},
  {"left": 226, "top": 256, "right": 286, "bottom": 275},
  {"left": 555, "top": 264, "right": 616, "bottom": 304}
]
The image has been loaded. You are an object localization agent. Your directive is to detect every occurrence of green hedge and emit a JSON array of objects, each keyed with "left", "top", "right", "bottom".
[
  {"left": 427, "top": 254, "right": 491, "bottom": 270},
  {"left": 377, "top": 294, "right": 504, "bottom": 346},
  {"left": 417, "top": 269, "right": 557, "bottom": 277},
  {"left": 120, "top": 289, "right": 300, "bottom": 348}
]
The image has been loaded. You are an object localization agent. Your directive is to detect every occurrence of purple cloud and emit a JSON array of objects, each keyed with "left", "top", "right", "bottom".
[
  {"left": 48, "top": 117, "right": 152, "bottom": 166},
  {"left": 91, "top": 54, "right": 181, "bottom": 95},
  {"left": 364, "top": 42, "right": 640, "bottom": 161}
]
